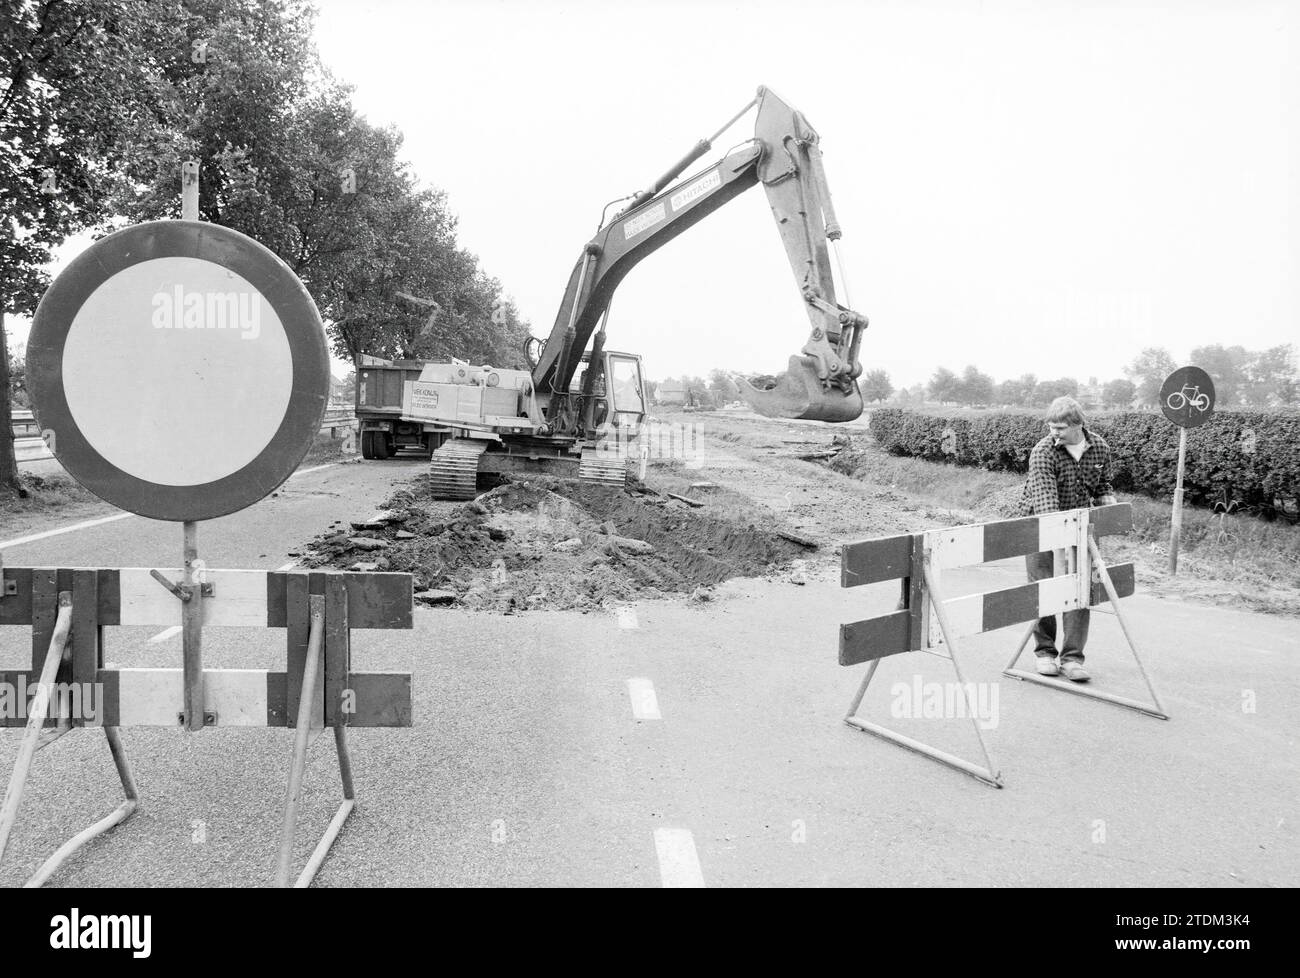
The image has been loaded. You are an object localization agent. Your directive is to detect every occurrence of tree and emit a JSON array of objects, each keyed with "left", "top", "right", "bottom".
[
  {"left": 6, "top": 342, "right": 27, "bottom": 408},
  {"left": 1241, "top": 344, "right": 1297, "bottom": 407},
  {"left": 708, "top": 368, "right": 740, "bottom": 404},
  {"left": 1, "top": 0, "right": 174, "bottom": 495},
  {"left": 1124, "top": 347, "right": 1176, "bottom": 407},
  {"left": 995, "top": 373, "right": 1035, "bottom": 407},
  {"left": 928, "top": 366, "right": 958, "bottom": 404},
  {"left": 680, "top": 376, "right": 714, "bottom": 409},
  {"left": 1102, "top": 378, "right": 1136, "bottom": 409},
  {"left": 1031, "top": 377, "right": 1079, "bottom": 406},
  {"left": 1000, "top": 373, "right": 1037, "bottom": 407},
  {"left": 955, "top": 365, "right": 994, "bottom": 406},
  {"left": 860, "top": 368, "right": 893, "bottom": 403},
  {"left": 1188, "top": 344, "right": 1248, "bottom": 408}
]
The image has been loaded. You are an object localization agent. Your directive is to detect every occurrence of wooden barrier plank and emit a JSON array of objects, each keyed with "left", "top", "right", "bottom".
[
  {"left": 928, "top": 524, "right": 986, "bottom": 570},
  {"left": 0, "top": 670, "right": 55, "bottom": 728},
  {"left": 29, "top": 569, "right": 57, "bottom": 674},
  {"left": 285, "top": 573, "right": 310, "bottom": 728},
  {"left": 347, "top": 672, "right": 413, "bottom": 727},
  {"left": 980, "top": 517, "right": 1040, "bottom": 563},
  {"left": 1035, "top": 511, "right": 1080, "bottom": 554},
  {"left": 1, "top": 568, "right": 120, "bottom": 626},
  {"left": 981, "top": 581, "right": 1044, "bottom": 633},
  {"left": 1036, "top": 575, "right": 1081, "bottom": 616},
  {"left": 266, "top": 670, "right": 288, "bottom": 727},
  {"left": 324, "top": 575, "right": 349, "bottom": 726},
  {"left": 94, "top": 669, "right": 406, "bottom": 727},
  {"left": 70, "top": 570, "right": 99, "bottom": 688},
  {"left": 117, "top": 568, "right": 271, "bottom": 627},
  {"left": 1090, "top": 562, "right": 1135, "bottom": 604},
  {"left": 0, "top": 567, "right": 33, "bottom": 625},
  {"left": 841, "top": 534, "right": 913, "bottom": 587},
  {"left": 1092, "top": 503, "right": 1134, "bottom": 537},
  {"left": 906, "top": 541, "right": 924, "bottom": 651},
  {"left": 98, "top": 668, "right": 119, "bottom": 729},
  {"left": 839, "top": 610, "right": 912, "bottom": 666},
  {"left": 111, "top": 669, "right": 269, "bottom": 726},
  {"left": 265, "top": 571, "right": 414, "bottom": 628},
  {"left": 96, "top": 568, "right": 120, "bottom": 625}
]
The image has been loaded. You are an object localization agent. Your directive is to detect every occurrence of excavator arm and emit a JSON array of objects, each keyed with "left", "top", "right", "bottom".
[{"left": 532, "top": 85, "right": 868, "bottom": 426}]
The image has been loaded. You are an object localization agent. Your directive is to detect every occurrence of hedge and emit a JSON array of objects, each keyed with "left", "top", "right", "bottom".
[{"left": 867, "top": 408, "right": 1300, "bottom": 516}]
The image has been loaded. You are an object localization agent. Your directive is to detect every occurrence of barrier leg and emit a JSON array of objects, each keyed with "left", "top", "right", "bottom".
[
  {"left": 293, "top": 724, "right": 356, "bottom": 889},
  {"left": 922, "top": 562, "right": 1002, "bottom": 787},
  {"left": 1002, "top": 623, "right": 1036, "bottom": 673},
  {"left": 1089, "top": 536, "right": 1167, "bottom": 719},
  {"left": 275, "top": 594, "right": 358, "bottom": 888},
  {"left": 843, "top": 564, "right": 1002, "bottom": 788},
  {"left": 1, "top": 594, "right": 140, "bottom": 886},
  {"left": 1002, "top": 540, "right": 1167, "bottom": 719},
  {"left": 844, "top": 659, "right": 880, "bottom": 719},
  {"left": 25, "top": 726, "right": 139, "bottom": 888},
  {"left": 0, "top": 593, "right": 73, "bottom": 866}
]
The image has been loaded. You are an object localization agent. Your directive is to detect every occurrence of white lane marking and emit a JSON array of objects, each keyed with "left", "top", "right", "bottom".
[
  {"left": 275, "top": 561, "right": 298, "bottom": 572},
  {"left": 289, "top": 463, "right": 338, "bottom": 478},
  {"left": 627, "top": 678, "right": 661, "bottom": 720},
  {"left": 0, "top": 512, "right": 133, "bottom": 550},
  {"left": 654, "top": 828, "right": 704, "bottom": 888},
  {"left": 148, "top": 625, "right": 182, "bottom": 643},
  {"left": 616, "top": 606, "right": 639, "bottom": 629},
  {"left": 0, "top": 461, "right": 341, "bottom": 551}
]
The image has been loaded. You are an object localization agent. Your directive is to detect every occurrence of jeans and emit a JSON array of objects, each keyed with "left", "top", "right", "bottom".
[{"left": 1025, "top": 550, "right": 1089, "bottom": 664}]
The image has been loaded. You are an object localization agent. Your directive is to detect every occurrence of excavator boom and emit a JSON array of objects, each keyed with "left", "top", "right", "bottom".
[{"left": 533, "top": 86, "right": 867, "bottom": 425}]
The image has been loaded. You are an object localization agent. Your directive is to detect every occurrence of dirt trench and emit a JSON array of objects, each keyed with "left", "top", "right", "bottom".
[{"left": 299, "top": 475, "right": 805, "bottom": 613}]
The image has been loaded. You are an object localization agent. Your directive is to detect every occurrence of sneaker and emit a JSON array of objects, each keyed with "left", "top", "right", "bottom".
[
  {"left": 1034, "top": 656, "right": 1060, "bottom": 676},
  {"left": 1060, "top": 661, "right": 1090, "bottom": 683}
]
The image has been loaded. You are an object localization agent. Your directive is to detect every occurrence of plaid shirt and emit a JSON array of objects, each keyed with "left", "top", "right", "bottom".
[{"left": 1020, "top": 428, "right": 1115, "bottom": 515}]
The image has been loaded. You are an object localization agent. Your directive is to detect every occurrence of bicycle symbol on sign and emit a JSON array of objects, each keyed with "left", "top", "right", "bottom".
[{"left": 1166, "top": 384, "right": 1210, "bottom": 413}]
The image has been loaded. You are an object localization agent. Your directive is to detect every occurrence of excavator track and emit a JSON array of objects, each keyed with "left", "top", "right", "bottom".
[
  {"left": 577, "top": 448, "right": 627, "bottom": 489},
  {"left": 428, "top": 438, "right": 491, "bottom": 500}
]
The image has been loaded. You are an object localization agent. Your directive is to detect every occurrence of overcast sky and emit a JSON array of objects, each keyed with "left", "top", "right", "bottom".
[{"left": 12, "top": 0, "right": 1298, "bottom": 388}]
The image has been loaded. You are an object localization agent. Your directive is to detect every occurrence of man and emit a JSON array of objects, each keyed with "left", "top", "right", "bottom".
[{"left": 1020, "top": 396, "right": 1117, "bottom": 682}]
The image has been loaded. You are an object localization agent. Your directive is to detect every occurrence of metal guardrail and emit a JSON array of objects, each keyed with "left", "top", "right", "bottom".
[{"left": 13, "top": 410, "right": 357, "bottom": 465}]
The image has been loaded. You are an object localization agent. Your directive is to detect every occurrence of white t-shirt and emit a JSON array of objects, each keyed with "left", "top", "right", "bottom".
[{"left": 1064, "top": 438, "right": 1089, "bottom": 461}]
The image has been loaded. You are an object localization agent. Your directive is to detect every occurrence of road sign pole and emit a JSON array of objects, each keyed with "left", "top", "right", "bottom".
[
  {"left": 179, "top": 160, "right": 206, "bottom": 730},
  {"left": 181, "top": 160, "right": 199, "bottom": 221},
  {"left": 1169, "top": 425, "right": 1187, "bottom": 575},
  {"left": 182, "top": 520, "right": 205, "bottom": 731}
]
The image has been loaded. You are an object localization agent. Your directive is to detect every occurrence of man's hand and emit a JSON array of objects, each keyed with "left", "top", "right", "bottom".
[{"left": 1097, "top": 493, "right": 1117, "bottom": 506}]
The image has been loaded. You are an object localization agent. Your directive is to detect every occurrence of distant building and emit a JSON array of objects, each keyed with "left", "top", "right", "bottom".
[
  {"left": 655, "top": 381, "right": 687, "bottom": 406},
  {"left": 1078, "top": 377, "right": 1103, "bottom": 411}
]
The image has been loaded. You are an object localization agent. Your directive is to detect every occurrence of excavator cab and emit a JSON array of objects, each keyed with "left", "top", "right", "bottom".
[
  {"left": 572, "top": 350, "right": 646, "bottom": 432},
  {"left": 606, "top": 353, "right": 646, "bottom": 426}
]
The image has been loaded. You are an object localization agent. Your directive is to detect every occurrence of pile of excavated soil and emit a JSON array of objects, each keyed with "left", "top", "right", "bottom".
[{"left": 298, "top": 476, "right": 805, "bottom": 613}]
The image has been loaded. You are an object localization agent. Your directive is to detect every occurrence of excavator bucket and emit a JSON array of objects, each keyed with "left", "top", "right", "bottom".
[{"left": 740, "top": 356, "right": 864, "bottom": 423}]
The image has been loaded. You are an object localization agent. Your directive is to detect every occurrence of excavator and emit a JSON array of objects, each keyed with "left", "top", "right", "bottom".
[{"left": 381, "top": 85, "right": 869, "bottom": 499}]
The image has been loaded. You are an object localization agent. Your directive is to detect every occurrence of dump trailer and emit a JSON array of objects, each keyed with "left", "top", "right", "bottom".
[{"left": 355, "top": 358, "right": 454, "bottom": 459}]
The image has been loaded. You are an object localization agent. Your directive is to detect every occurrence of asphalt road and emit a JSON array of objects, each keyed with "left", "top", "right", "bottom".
[{"left": 0, "top": 456, "right": 1296, "bottom": 887}]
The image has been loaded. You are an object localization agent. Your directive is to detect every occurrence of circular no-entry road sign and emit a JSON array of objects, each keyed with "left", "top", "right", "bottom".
[
  {"left": 28, "top": 220, "right": 329, "bottom": 521},
  {"left": 1159, "top": 366, "right": 1216, "bottom": 429}
]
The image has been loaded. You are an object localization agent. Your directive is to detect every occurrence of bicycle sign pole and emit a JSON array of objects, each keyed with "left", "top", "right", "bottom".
[{"left": 1159, "top": 365, "right": 1216, "bottom": 575}]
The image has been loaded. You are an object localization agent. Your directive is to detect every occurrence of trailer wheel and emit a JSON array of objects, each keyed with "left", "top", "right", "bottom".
[{"left": 361, "top": 430, "right": 392, "bottom": 460}]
